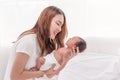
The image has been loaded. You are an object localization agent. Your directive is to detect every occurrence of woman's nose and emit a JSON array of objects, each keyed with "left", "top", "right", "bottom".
[{"left": 57, "top": 27, "right": 61, "bottom": 32}]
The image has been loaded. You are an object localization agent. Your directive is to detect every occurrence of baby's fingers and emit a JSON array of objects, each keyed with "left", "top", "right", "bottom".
[{"left": 49, "top": 64, "right": 56, "bottom": 70}]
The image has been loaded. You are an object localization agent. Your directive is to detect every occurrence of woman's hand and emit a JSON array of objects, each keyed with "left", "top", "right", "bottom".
[
  {"left": 69, "top": 47, "right": 79, "bottom": 59},
  {"left": 44, "top": 64, "right": 56, "bottom": 78}
]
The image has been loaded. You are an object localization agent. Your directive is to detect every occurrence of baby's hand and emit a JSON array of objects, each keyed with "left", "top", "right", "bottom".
[
  {"left": 36, "top": 57, "right": 45, "bottom": 70},
  {"left": 54, "top": 70, "right": 60, "bottom": 75},
  {"left": 37, "top": 57, "right": 45, "bottom": 65}
]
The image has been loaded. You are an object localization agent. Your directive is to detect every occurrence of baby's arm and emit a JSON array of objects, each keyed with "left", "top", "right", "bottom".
[
  {"left": 30, "top": 57, "right": 45, "bottom": 71},
  {"left": 36, "top": 57, "right": 45, "bottom": 69}
]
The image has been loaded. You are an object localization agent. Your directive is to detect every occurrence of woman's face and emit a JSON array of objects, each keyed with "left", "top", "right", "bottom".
[{"left": 50, "top": 14, "right": 64, "bottom": 39}]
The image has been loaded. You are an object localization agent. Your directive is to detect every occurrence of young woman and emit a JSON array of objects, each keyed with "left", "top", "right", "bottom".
[{"left": 4, "top": 6, "right": 68, "bottom": 80}]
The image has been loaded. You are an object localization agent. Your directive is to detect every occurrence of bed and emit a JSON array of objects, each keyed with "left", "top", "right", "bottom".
[
  {"left": 1, "top": 37, "right": 120, "bottom": 80},
  {"left": 58, "top": 37, "right": 120, "bottom": 80}
]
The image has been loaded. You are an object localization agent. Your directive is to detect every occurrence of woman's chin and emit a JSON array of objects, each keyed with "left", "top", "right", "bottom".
[
  {"left": 52, "top": 37, "right": 55, "bottom": 39},
  {"left": 50, "top": 36, "right": 55, "bottom": 40}
]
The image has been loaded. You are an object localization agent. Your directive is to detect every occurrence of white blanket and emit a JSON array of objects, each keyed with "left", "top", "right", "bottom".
[{"left": 58, "top": 52, "right": 120, "bottom": 80}]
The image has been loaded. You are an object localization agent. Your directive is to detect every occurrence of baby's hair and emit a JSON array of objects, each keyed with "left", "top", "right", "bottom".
[{"left": 75, "top": 37, "right": 87, "bottom": 53}]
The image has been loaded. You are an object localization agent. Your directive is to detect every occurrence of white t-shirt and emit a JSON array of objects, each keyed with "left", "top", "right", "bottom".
[
  {"left": 4, "top": 34, "right": 41, "bottom": 80},
  {"left": 35, "top": 51, "right": 60, "bottom": 80}
]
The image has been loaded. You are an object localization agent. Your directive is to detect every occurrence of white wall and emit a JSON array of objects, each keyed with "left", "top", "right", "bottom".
[{"left": 0, "top": 0, "right": 120, "bottom": 46}]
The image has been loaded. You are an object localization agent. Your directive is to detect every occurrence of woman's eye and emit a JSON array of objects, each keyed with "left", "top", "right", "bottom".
[{"left": 56, "top": 22, "right": 60, "bottom": 26}]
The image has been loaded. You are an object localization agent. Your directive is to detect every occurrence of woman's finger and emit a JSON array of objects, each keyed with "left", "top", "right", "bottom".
[
  {"left": 72, "top": 47, "right": 75, "bottom": 54},
  {"left": 76, "top": 47, "right": 79, "bottom": 53},
  {"left": 45, "top": 64, "right": 56, "bottom": 78}
]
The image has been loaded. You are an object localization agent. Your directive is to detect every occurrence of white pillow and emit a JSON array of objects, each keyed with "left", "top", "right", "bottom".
[
  {"left": 118, "top": 49, "right": 120, "bottom": 55},
  {"left": 85, "top": 37, "right": 120, "bottom": 54}
]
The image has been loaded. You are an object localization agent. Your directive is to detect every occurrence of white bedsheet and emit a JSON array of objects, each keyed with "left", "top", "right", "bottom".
[{"left": 58, "top": 52, "right": 120, "bottom": 80}]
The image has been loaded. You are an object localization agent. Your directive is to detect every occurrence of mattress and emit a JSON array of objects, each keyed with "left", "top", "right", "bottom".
[{"left": 58, "top": 52, "right": 120, "bottom": 80}]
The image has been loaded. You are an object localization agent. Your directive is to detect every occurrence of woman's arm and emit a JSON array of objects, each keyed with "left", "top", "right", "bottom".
[{"left": 10, "top": 52, "right": 44, "bottom": 80}]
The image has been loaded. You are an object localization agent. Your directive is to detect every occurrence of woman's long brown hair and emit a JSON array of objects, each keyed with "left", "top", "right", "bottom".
[{"left": 18, "top": 6, "right": 68, "bottom": 56}]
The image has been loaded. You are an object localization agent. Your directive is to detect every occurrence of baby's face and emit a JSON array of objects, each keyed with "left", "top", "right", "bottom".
[{"left": 66, "top": 37, "right": 80, "bottom": 48}]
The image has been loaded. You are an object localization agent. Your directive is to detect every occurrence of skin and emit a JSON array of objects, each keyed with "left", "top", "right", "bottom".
[
  {"left": 35, "top": 37, "right": 80, "bottom": 77},
  {"left": 11, "top": 53, "right": 45, "bottom": 80},
  {"left": 10, "top": 14, "right": 64, "bottom": 80},
  {"left": 49, "top": 14, "right": 64, "bottom": 39},
  {"left": 53, "top": 48, "right": 72, "bottom": 74},
  {"left": 52, "top": 37, "right": 80, "bottom": 74},
  {"left": 66, "top": 36, "right": 81, "bottom": 49},
  {"left": 35, "top": 48, "right": 72, "bottom": 77}
]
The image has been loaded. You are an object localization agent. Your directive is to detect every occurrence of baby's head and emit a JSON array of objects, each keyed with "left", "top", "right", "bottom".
[{"left": 66, "top": 36, "right": 87, "bottom": 53}]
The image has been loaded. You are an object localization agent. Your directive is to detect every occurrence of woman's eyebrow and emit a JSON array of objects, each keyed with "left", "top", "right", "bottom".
[{"left": 57, "top": 20, "right": 62, "bottom": 24}]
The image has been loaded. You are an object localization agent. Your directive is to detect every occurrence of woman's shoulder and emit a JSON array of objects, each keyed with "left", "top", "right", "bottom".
[
  {"left": 23, "top": 33, "right": 36, "bottom": 38},
  {"left": 21, "top": 34, "right": 36, "bottom": 40},
  {"left": 16, "top": 34, "right": 37, "bottom": 43}
]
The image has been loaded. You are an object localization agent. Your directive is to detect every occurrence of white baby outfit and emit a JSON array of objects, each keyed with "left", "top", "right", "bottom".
[{"left": 35, "top": 51, "right": 60, "bottom": 80}]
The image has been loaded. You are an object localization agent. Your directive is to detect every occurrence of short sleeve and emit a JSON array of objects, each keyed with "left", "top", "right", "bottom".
[{"left": 16, "top": 35, "right": 35, "bottom": 56}]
